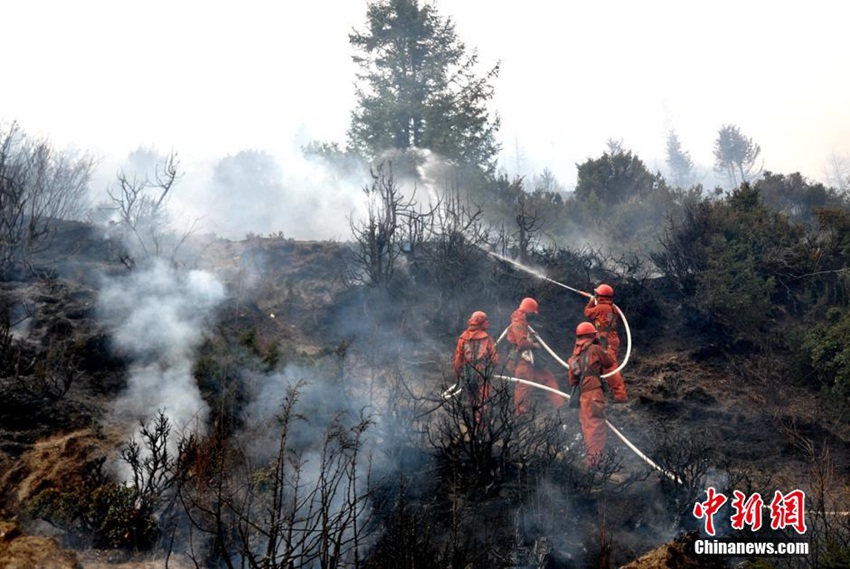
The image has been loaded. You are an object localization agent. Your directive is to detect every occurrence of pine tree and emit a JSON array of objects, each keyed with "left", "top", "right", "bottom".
[
  {"left": 348, "top": 0, "right": 500, "bottom": 172},
  {"left": 575, "top": 148, "right": 661, "bottom": 204},
  {"left": 665, "top": 130, "right": 695, "bottom": 189},
  {"left": 713, "top": 124, "right": 762, "bottom": 188}
]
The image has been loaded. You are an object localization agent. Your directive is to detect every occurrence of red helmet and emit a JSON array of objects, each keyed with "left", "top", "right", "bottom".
[
  {"left": 594, "top": 284, "right": 614, "bottom": 298},
  {"left": 575, "top": 321, "right": 597, "bottom": 337},
  {"left": 519, "top": 297, "right": 539, "bottom": 314},
  {"left": 468, "top": 310, "right": 489, "bottom": 329}
]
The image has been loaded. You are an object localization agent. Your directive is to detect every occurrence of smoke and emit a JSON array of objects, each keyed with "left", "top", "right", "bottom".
[
  {"left": 222, "top": 362, "right": 384, "bottom": 564},
  {"left": 85, "top": 139, "right": 371, "bottom": 244},
  {"left": 240, "top": 357, "right": 412, "bottom": 478},
  {"left": 98, "top": 259, "right": 226, "bottom": 433},
  {"left": 6, "top": 300, "right": 32, "bottom": 340}
]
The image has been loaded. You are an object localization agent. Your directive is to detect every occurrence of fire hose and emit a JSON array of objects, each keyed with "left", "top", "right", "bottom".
[
  {"left": 442, "top": 325, "right": 680, "bottom": 483},
  {"left": 482, "top": 249, "right": 632, "bottom": 378},
  {"left": 441, "top": 250, "right": 679, "bottom": 482},
  {"left": 529, "top": 321, "right": 630, "bottom": 380},
  {"left": 492, "top": 374, "right": 681, "bottom": 484},
  {"left": 440, "top": 325, "right": 511, "bottom": 399}
]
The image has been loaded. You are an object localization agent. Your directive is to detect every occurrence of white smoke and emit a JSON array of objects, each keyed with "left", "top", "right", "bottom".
[
  {"left": 234, "top": 365, "right": 377, "bottom": 564},
  {"left": 86, "top": 140, "right": 371, "bottom": 244},
  {"left": 98, "top": 259, "right": 226, "bottom": 432},
  {"left": 172, "top": 145, "right": 368, "bottom": 242}
]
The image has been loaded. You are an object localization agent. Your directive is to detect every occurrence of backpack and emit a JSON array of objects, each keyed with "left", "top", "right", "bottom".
[
  {"left": 462, "top": 338, "right": 490, "bottom": 369},
  {"left": 461, "top": 337, "right": 494, "bottom": 391},
  {"left": 569, "top": 344, "right": 608, "bottom": 400}
]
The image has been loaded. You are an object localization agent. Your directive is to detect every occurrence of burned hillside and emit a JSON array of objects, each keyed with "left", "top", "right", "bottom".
[
  {"left": 1, "top": 176, "right": 850, "bottom": 569},
  {"left": 5, "top": 0, "right": 850, "bottom": 564}
]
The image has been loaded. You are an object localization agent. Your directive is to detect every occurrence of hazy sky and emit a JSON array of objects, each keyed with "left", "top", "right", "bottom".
[{"left": 4, "top": 0, "right": 849, "bottom": 192}]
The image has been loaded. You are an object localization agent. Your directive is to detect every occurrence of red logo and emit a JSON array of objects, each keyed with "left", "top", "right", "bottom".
[{"left": 694, "top": 488, "right": 807, "bottom": 535}]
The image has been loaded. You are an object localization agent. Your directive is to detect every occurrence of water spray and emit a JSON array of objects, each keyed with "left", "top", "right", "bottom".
[
  {"left": 483, "top": 248, "right": 591, "bottom": 297},
  {"left": 444, "top": 248, "right": 667, "bottom": 478},
  {"left": 480, "top": 247, "right": 631, "bottom": 377}
]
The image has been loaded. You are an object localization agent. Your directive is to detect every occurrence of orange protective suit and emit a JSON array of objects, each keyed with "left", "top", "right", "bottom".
[
  {"left": 567, "top": 336, "right": 628, "bottom": 467},
  {"left": 584, "top": 296, "right": 624, "bottom": 385},
  {"left": 453, "top": 318, "right": 499, "bottom": 420},
  {"left": 506, "top": 308, "right": 564, "bottom": 414}
]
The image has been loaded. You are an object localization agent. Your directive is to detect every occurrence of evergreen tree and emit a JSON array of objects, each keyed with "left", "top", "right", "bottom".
[
  {"left": 665, "top": 130, "right": 695, "bottom": 189},
  {"left": 532, "top": 167, "right": 565, "bottom": 195},
  {"left": 713, "top": 124, "right": 762, "bottom": 188},
  {"left": 823, "top": 151, "right": 850, "bottom": 194},
  {"left": 348, "top": 0, "right": 500, "bottom": 172},
  {"left": 575, "top": 148, "right": 661, "bottom": 204}
]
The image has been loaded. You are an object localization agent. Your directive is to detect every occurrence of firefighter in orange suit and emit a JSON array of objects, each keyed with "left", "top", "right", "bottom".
[
  {"left": 567, "top": 321, "right": 628, "bottom": 467},
  {"left": 584, "top": 284, "right": 625, "bottom": 387},
  {"left": 506, "top": 297, "right": 564, "bottom": 415},
  {"left": 453, "top": 311, "right": 499, "bottom": 421}
]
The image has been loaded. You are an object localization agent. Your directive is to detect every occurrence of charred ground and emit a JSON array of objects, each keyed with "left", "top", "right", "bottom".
[{"left": 1, "top": 215, "right": 849, "bottom": 568}]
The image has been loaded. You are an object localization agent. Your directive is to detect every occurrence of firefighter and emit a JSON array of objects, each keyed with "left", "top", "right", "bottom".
[
  {"left": 506, "top": 297, "right": 564, "bottom": 415},
  {"left": 453, "top": 310, "right": 499, "bottom": 422},
  {"left": 567, "top": 321, "right": 628, "bottom": 468},
  {"left": 584, "top": 283, "right": 625, "bottom": 386}
]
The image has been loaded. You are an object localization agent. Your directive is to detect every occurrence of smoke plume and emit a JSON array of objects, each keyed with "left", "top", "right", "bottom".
[{"left": 98, "top": 259, "right": 226, "bottom": 433}]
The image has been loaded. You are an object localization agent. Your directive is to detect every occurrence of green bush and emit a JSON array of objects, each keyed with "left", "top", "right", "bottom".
[
  {"left": 803, "top": 307, "right": 850, "bottom": 405},
  {"left": 695, "top": 234, "right": 776, "bottom": 340},
  {"left": 29, "top": 464, "right": 159, "bottom": 550},
  {"left": 652, "top": 184, "right": 808, "bottom": 345},
  {"left": 29, "top": 412, "right": 184, "bottom": 551},
  {"left": 87, "top": 482, "right": 158, "bottom": 549}
]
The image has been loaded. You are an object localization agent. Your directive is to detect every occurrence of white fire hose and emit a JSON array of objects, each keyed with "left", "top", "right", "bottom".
[
  {"left": 479, "top": 248, "right": 632, "bottom": 377},
  {"left": 528, "top": 322, "right": 630, "bottom": 380},
  {"left": 493, "top": 374, "right": 681, "bottom": 484},
  {"left": 527, "top": 325, "right": 682, "bottom": 483},
  {"left": 441, "top": 249, "right": 675, "bottom": 478},
  {"left": 444, "top": 324, "right": 681, "bottom": 483}
]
